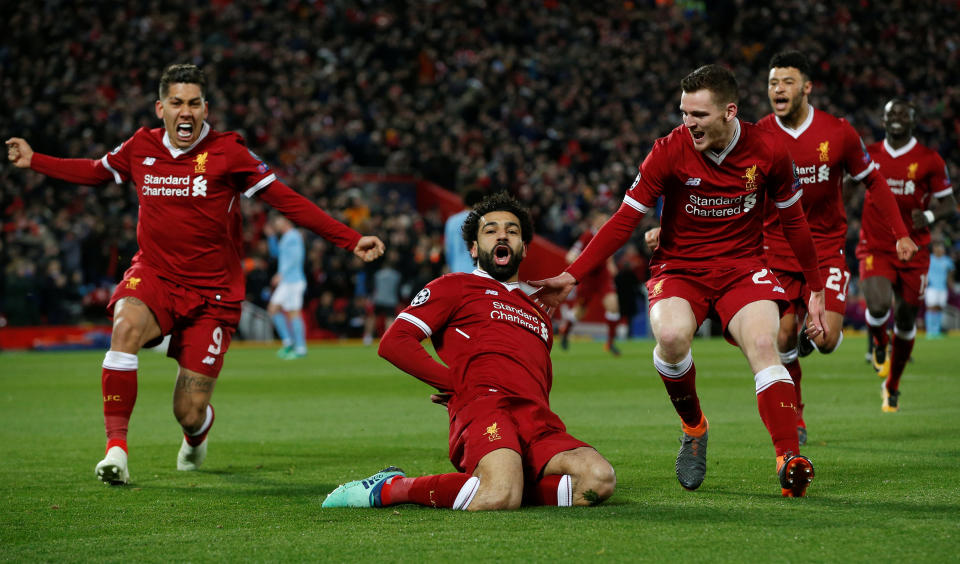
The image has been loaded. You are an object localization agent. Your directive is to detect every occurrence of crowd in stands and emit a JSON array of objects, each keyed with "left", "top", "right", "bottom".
[{"left": 2, "top": 1, "right": 958, "bottom": 332}]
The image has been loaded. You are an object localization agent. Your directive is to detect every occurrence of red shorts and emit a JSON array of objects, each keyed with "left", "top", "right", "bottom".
[
  {"left": 773, "top": 252, "right": 850, "bottom": 317},
  {"left": 568, "top": 266, "right": 615, "bottom": 306},
  {"left": 448, "top": 394, "right": 591, "bottom": 478},
  {"left": 858, "top": 251, "right": 929, "bottom": 307},
  {"left": 646, "top": 265, "right": 788, "bottom": 343},
  {"left": 108, "top": 265, "right": 241, "bottom": 377}
]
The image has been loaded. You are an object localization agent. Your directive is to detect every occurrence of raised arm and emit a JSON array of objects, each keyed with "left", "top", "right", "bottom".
[
  {"left": 258, "top": 182, "right": 384, "bottom": 262},
  {"left": 7, "top": 137, "right": 115, "bottom": 185}
]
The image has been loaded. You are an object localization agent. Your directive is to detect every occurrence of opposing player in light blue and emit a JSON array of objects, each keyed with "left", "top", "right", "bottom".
[
  {"left": 444, "top": 189, "right": 484, "bottom": 273},
  {"left": 925, "top": 241, "right": 955, "bottom": 338},
  {"left": 267, "top": 215, "right": 308, "bottom": 359}
]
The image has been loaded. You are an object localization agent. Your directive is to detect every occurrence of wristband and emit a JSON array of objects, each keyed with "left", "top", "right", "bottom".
[{"left": 924, "top": 210, "right": 935, "bottom": 225}]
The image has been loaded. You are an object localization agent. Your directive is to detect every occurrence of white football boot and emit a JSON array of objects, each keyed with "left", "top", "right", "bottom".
[
  {"left": 177, "top": 437, "right": 207, "bottom": 471},
  {"left": 95, "top": 446, "right": 130, "bottom": 485}
]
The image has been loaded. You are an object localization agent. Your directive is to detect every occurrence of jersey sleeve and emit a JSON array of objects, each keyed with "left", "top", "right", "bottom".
[
  {"left": 380, "top": 276, "right": 461, "bottom": 390},
  {"left": 224, "top": 134, "right": 278, "bottom": 197},
  {"left": 768, "top": 138, "right": 803, "bottom": 207},
  {"left": 840, "top": 120, "right": 877, "bottom": 181},
  {"left": 930, "top": 153, "right": 954, "bottom": 199},
  {"left": 29, "top": 131, "right": 140, "bottom": 186},
  {"left": 395, "top": 276, "right": 461, "bottom": 339}
]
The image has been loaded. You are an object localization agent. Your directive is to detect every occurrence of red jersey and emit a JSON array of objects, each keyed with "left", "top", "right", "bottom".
[
  {"left": 858, "top": 137, "right": 954, "bottom": 257},
  {"left": 624, "top": 120, "right": 799, "bottom": 271},
  {"left": 395, "top": 270, "right": 554, "bottom": 406},
  {"left": 30, "top": 123, "right": 360, "bottom": 303},
  {"left": 758, "top": 107, "right": 876, "bottom": 268}
]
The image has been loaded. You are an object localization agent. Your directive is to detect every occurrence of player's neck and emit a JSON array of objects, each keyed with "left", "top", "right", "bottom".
[
  {"left": 885, "top": 133, "right": 911, "bottom": 151},
  {"left": 780, "top": 102, "right": 809, "bottom": 130}
]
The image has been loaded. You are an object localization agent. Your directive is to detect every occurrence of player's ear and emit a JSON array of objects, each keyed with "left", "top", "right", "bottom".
[
  {"left": 155, "top": 100, "right": 164, "bottom": 119},
  {"left": 521, "top": 242, "right": 528, "bottom": 259},
  {"left": 803, "top": 81, "right": 812, "bottom": 96},
  {"left": 470, "top": 241, "right": 478, "bottom": 259},
  {"left": 725, "top": 102, "right": 738, "bottom": 122}
]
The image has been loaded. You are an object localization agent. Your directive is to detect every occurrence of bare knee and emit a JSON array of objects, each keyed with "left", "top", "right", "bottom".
[
  {"left": 575, "top": 462, "right": 616, "bottom": 506},
  {"left": 111, "top": 315, "right": 146, "bottom": 352},
  {"left": 467, "top": 480, "right": 523, "bottom": 511},
  {"left": 656, "top": 330, "right": 692, "bottom": 361}
]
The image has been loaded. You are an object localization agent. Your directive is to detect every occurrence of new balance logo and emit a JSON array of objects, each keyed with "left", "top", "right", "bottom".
[
  {"left": 685, "top": 178, "right": 702, "bottom": 186},
  {"left": 201, "top": 356, "right": 216, "bottom": 365},
  {"left": 142, "top": 157, "right": 156, "bottom": 166},
  {"left": 485, "top": 289, "right": 499, "bottom": 295}
]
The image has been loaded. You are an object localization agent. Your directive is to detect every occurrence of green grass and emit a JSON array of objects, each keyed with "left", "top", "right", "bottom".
[{"left": 1, "top": 335, "right": 958, "bottom": 562}]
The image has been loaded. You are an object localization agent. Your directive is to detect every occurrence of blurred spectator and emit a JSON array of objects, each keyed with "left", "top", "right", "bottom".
[{"left": 3, "top": 1, "right": 958, "bottom": 334}]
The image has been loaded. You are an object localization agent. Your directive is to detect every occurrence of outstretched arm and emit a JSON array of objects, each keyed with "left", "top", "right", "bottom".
[
  {"left": 530, "top": 203, "right": 642, "bottom": 308},
  {"left": 378, "top": 318, "right": 452, "bottom": 392},
  {"left": 258, "top": 182, "right": 384, "bottom": 262},
  {"left": 7, "top": 137, "right": 115, "bottom": 185}
]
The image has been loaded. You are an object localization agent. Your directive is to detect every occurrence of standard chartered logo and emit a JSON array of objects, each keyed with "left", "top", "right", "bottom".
[
  {"left": 140, "top": 174, "right": 208, "bottom": 197},
  {"left": 192, "top": 175, "right": 207, "bottom": 197},
  {"left": 685, "top": 193, "right": 753, "bottom": 217},
  {"left": 817, "top": 164, "right": 830, "bottom": 182}
]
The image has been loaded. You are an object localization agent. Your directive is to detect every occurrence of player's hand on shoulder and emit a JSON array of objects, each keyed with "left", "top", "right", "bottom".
[
  {"left": 895, "top": 236, "right": 918, "bottom": 262},
  {"left": 527, "top": 272, "right": 577, "bottom": 308},
  {"left": 5, "top": 137, "right": 33, "bottom": 168},
  {"left": 354, "top": 235, "right": 385, "bottom": 262},
  {"left": 910, "top": 209, "right": 929, "bottom": 230}
]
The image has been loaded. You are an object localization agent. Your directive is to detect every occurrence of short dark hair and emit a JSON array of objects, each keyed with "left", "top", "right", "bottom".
[
  {"left": 884, "top": 97, "right": 916, "bottom": 119},
  {"left": 461, "top": 192, "right": 534, "bottom": 247},
  {"left": 769, "top": 50, "right": 812, "bottom": 81},
  {"left": 159, "top": 64, "right": 207, "bottom": 99},
  {"left": 680, "top": 64, "right": 739, "bottom": 106}
]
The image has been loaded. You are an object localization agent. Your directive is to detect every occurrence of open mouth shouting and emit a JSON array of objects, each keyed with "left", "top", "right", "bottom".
[
  {"left": 176, "top": 122, "right": 195, "bottom": 143},
  {"left": 493, "top": 243, "right": 512, "bottom": 266},
  {"left": 772, "top": 95, "right": 791, "bottom": 114}
]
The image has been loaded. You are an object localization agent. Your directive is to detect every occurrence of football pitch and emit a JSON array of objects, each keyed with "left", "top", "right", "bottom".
[{"left": 1, "top": 335, "right": 957, "bottom": 562}]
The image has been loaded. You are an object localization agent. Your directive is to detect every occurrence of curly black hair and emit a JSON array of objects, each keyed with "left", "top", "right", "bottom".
[{"left": 461, "top": 192, "right": 534, "bottom": 248}]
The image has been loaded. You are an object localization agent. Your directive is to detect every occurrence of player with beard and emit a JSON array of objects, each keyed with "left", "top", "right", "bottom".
[
  {"left": 758, "top": 51, "right": 917, "bottom": 443},
  {"left": 852, "top": 99, "right": 956, "bottom": 411},
  {"left": 6, "top": 64, "right": 385, "bottom": 485},
  {"left": 532, "top": 65, "right": 826, "bottom": 497},
  {"left": 322, "top": 193, "right": 616, "bottom": 510}
]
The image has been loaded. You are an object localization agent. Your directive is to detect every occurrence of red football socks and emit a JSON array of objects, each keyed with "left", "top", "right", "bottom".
[
  {"left": 381, "top": 473, "right": 473, "bottom": 508},
  {"left": 102, "top": 351, "right": 139, "bottom": 454},
  {"left": 783, "top": 358, "right": 805, "bottom": 423},
  {"left": 757, "top": 380, "right": 800, "bottom": 457},
  {"left": 655, "top": 353, "right": 702, "bottom": 428},
  {"left": 887, "top": 334, "right": 915, "bottom": 392},
  {"left": 526, "top": 474, "right": 573, "bottom": 506}
]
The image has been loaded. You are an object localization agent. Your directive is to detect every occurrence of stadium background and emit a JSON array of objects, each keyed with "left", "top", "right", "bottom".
[{"left": 2, "top": 0, "right": 958, "bottom": 344}]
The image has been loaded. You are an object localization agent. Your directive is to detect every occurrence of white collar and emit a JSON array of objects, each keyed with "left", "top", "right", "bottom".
[
  {"left": 472, "top": 268, "right": 520, "bottom": 291},
  {"left": 774, "top": 104, "right": 815, "bottom": 139},
  {"left": 883, "top": 137, "right": 917, "bottom": 159},
  {"left": 162, "top": 121, "right": 211, "bottom": 158},
  {"left": 704, "top": 118, "right": 741, "bottom": 166}
]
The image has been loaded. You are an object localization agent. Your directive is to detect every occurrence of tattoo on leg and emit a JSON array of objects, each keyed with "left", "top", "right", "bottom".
[
  {"left": 176, "top": 374, "right": 214, "bottom": 393},
  {"left": 583, "top": 489, "right": 600, "bottom": 504}
]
